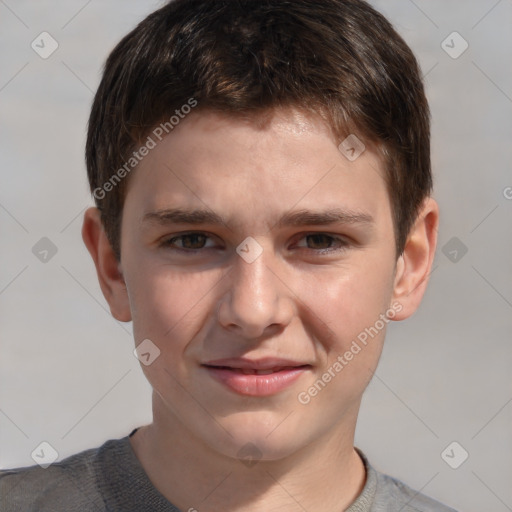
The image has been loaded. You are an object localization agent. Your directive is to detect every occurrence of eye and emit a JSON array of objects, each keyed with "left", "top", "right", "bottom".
[
  {"left": 294, "top": 233, "right": 349, "bottom": 252},
  {"left": 161, "top": 232, "right": 216, "bottom": 250}
]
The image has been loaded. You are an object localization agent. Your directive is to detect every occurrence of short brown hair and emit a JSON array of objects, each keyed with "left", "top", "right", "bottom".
[{"left": 86, "top": 0, "right": 431, "bottom": 260}]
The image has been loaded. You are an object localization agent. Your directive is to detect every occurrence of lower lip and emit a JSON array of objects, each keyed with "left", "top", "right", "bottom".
[{"left": 204, "top": 366, "right": 309, "bottom": 396}]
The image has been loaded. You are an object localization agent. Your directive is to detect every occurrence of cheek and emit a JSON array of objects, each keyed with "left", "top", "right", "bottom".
[
  {"left": 127, "top": 263, "right": 225, "bottom": 347},
  {"left": 295, "top": 266, "right": 395, "bottom": 407},
  {"left": 305, "top": 260, "right": 395, "bottom": 335},
  {"left": 292, "top": 254, "right": 397, "bottom": 399}
]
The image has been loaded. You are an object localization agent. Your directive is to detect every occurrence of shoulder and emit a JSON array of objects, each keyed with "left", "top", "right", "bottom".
[
  {"left": 372, "top": 465, "right": 457, "bottom": 512},
  {"left": 0, "top": 437, "right": 128, "bottom": 512},
  {"left": 351, "top": 449, "right": 458, "bottom": 512}
]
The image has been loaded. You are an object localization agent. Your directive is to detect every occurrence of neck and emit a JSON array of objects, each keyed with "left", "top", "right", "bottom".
[{"left": 130, "top": 394, "right": 366, "bottom": 512}]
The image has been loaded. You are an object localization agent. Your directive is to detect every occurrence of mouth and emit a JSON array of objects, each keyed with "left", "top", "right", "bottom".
[
  {"left": 202, "top": 358, "right": 312, "bottom": 396},
  {"left": 204, "top": 365, "right": 308, "bottom": 375}
]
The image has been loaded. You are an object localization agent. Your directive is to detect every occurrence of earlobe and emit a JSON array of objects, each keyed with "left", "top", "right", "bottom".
[
  {"left": 391, "top": 198, "right": 439, "bottom": 321},
  {"left": 81, "top": 207, "right": 132, "bottom": 322}
]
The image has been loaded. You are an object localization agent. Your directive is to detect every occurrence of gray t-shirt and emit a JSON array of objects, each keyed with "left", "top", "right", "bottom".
[{"left": 0, "top": 430, "right": 456, "bottom": 511}]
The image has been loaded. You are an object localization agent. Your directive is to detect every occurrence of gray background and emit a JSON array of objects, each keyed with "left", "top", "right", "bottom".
[{"left": 1, "top": 1, "right": 511, "bottom": 510}]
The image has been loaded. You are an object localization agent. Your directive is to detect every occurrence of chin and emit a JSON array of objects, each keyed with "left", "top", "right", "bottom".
[{"left": 201, "top": 413, "right": 307, "bottom": 463}]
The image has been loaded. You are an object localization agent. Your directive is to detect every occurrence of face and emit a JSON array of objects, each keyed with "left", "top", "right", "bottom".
[{"left": 119, "top": 108, "right": 400, "bottom": 460}]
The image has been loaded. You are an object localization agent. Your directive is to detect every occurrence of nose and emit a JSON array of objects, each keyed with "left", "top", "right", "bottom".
[{"left": 216, "top": 246, "right": 295, "bottom": 339}]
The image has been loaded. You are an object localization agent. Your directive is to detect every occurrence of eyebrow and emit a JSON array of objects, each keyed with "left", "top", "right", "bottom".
[
  {"left": 142, "top": 207, "right": 373, "bottom": 229},
  {"left": 275, "top": 208, "right": 374, "bottom": 228},
  {"left": 143, "top": 208, "right": 226, "bottom": 226}
]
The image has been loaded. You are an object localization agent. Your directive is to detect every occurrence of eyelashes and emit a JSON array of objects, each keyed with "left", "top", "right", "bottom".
[
  {"left": 294, "top": 233, "right": 349, "bottom": 252},
  {"left": 163, "top": 233, "right": 215, "bottom": 250},
  {"left": 160, "top": 231, "right": 351, "bottom": 255}
]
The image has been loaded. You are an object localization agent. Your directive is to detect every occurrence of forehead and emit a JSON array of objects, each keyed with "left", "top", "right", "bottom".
[{"left": 124, "top": 108, "right": 391, "bottom": 230}]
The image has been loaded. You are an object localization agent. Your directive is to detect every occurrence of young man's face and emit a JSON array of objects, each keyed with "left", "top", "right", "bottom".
[{"left": 96, "top": 108, "right": 431, "bottom": 461}]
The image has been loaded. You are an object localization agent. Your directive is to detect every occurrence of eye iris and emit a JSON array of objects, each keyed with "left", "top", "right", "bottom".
[
  {"left": 307, "top": 234, "right": 333, "bottom": 249},
  {"left": 182, "top": 234, "right": 207, "bottom": 249}
]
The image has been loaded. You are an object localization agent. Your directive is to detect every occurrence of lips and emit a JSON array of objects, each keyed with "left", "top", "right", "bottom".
[
  {"left": 208, "top": 365, "right": 304, "bottom": 375},
  {"left": 202, "top": 358, "right": 311, "bottom": 396},
  {"left": 203, "top": 357, "right": 309, "bottom": 370}
]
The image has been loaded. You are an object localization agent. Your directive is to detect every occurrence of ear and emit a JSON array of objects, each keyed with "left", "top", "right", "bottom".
[
  {"left": 391, "top": 197, "right": 439, "bottom": 321},
  {"left": 81, "top": 207, "right": 132, "bottom": 322}
]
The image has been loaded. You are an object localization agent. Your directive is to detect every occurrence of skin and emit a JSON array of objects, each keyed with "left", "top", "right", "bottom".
[{"left": 83, "top": 107, "right": 438, "bottom": 512}]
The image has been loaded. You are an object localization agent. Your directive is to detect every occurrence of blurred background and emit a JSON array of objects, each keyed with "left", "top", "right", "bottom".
[{"left": 1, "top": 1, "right": 511, "bottom": 510}]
